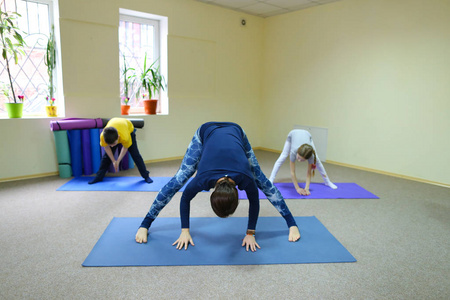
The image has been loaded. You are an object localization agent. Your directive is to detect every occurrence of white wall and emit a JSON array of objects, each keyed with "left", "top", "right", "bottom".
[
  {"left": 1, "top": 0, "right": 449, "bottom": 186},
  {"left": 0, "top": 0, "right": 264, "bottom": 180},
  {"left": 261, "top": 0, "right": 450, "bottom": 185}
]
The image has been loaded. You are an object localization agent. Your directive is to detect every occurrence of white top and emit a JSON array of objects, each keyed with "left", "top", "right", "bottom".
[
  {"left": 287, "top": 130, "right": 315, "bottom": 164},
  {"left": 268, "top": 129, "right": 316, "bottom": 182}
]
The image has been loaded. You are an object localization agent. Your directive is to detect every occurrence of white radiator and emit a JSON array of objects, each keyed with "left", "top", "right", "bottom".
[{"left": 293, "top": 125, "right": 328, "bottom": 162}]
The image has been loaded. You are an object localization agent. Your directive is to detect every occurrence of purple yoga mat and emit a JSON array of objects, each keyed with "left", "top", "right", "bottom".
[
  {"left": 50, "top": 118, "right": 103, "bottom": 131},
  {"left": 81, "top": 129, "right": 93, "bottom": 175},
  {"left": 238, "top": 182, "right": 378, "bottom": 199}
]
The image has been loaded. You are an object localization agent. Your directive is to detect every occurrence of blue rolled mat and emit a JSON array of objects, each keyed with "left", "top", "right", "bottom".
[
  {"left": 53, "top": 130, "right": 72, "bottom": 178},
  {"left": 90, "top": 128, "right": 101, "bottom": 174},
  {"left": 67, "top": 129, "right": 83, "bottom": 177},
  {"left": 128, "top": 153, "right": 134, "bottom": 169},
  {"left": 82, "top": 216, "right": 357, "bottom": 267},
  {"left": 121, "top": 150, "right": 129, "bottom": 171},
  {"left": 81, "top": 129, "right": 93, "bottom": 175}
]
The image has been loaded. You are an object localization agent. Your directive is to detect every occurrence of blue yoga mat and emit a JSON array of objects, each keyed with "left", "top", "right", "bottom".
[
  {"left": 67, "top": 129, "right": 83, "bottom": 177},
  {"left": 82, "top": 216, "right": 356, "bottom": 267},
  {"left": 57, "top": 176, "right": 193, "bottom": 192},
  {"left": 238, "top": 182, "right": 379, "bottom": 199},
  {"left": 89, "top": 128, "right": 101, "bottom": 174},
  {"left": 81, "top": 129, "right": 93, "bottom": 175}
]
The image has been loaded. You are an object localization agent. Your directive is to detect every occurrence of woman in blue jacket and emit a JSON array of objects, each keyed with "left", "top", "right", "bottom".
[{"left": 136, "top": 122, "right": 300, "bottom": 252}]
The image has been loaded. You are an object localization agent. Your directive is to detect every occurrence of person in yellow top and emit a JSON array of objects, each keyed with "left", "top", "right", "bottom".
[{"left": 89, "top": 118, "right": 153, "bottom": 184}]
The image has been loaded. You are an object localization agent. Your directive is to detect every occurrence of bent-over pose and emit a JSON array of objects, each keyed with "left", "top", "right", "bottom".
[
  {"left": 269, "top": 129, "right": 337, "bottom": 196},
  {"left": 136, "top": 122, "right": 300, "bottom": 252},
  {"left": 89, "top": 118, "right": 152, "bottom": 184}
]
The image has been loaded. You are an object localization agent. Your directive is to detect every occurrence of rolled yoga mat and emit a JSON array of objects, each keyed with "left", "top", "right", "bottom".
[
  {"left": 89, "top": 128, "right": 101, "bottom": 174},
  {"left": 81, "top": 129, "right": 93, "bottom": 175},
  {"left": 53, "top": 130, "right": 72, "bottom": 178},
  {"left": 50, "top": 118, "right": 103, "bottom": 131},
  {"left": 82, "top": 216, "right": 356, "bottom": 267},
  {"left": 67, "top": 130, "right": 83, "bottom": 177},
  {"left": 238, "top": 182, "right": 379, "bottom": 199},
  {"left": 101, "top": 118, "right": 145, "bottom": 129},
  {"left": 121, "top": 151, "right": 129, "bottom": 171}
]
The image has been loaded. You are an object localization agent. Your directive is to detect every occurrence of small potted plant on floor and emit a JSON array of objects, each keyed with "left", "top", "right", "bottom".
[
  {"left": 0, "top": 8, "right": 27, "bottom": 118},
  {"left": 121, "top": 54, "right": 135, "bottom": 115},
  {"left": 136, "top": 53, "right": 165, "bottom": 115},
  {"left": 44, "top": 25, "right": 57, "bottom": 117}
]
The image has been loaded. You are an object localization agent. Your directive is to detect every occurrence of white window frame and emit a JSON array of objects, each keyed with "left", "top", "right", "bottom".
[
  {"left": 0, "top": 0, "right": 64, "bottom": 118},
  {"left": 119, "top": 8, "right": 168, "bottom": 115}
]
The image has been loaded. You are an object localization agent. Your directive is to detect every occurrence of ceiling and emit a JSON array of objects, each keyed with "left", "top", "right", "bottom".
[{"left": 194, "top": 0, "right": 344, "bottom": 18}]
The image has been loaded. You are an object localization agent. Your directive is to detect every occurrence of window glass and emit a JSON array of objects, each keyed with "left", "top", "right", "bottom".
[{"left": 0, "top": 0, "right": 61, "bottom": 118}]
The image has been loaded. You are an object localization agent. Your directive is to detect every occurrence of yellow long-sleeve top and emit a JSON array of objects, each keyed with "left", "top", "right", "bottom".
[{"left": 100, "top": 118, "right": 134, "bottom": 148}]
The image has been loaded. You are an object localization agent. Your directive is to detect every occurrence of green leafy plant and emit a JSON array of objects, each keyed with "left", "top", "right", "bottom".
[
  {"left": 136, "top": 52, "right": 165, "bottom": 100},
  {"left": 0, "top": 9, "right": 27, "bottom": 103},
  {"left": 122, "top": 54, "right": 135, "bottom": 105},
  {"left": 44, "top": 25, "right": 56, "bottom": 106}
]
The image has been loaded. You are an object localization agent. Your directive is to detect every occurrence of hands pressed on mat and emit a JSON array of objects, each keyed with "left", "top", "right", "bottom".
[{"left": 135, "top": 225, "right": 301, "bottom": 252}]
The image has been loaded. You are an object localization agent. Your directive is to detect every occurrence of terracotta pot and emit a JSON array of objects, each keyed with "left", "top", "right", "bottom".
[
  {"left": 143, "top": 99, "right": 158, "bottom": 115},
  {"left": 46, "top": 105, "right": 57, "bottom": 117},
  {"left": 5, "top": 103, "right": 23, "bottom": 118},
  {"left": 121, "top": 105, "right": 130, "bottom": 115}
]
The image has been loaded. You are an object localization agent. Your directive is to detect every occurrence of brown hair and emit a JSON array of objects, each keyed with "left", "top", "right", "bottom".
[
  {"left": 297, "top": 144, "right": 316, "bottom": 176},
  {"left": 103, "top": 127, "right": 118, "bottom": 145},
  {"left": 210, "top": 178, "right": 239, "bottom": 218}
]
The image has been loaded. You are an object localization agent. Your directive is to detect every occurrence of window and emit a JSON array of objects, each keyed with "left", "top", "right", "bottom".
[
  {"left": 0, "top": 0, "right": 63, "bottom": 118},
  {"left": 119, "top": 9, "right": 168, "bottom": 115}
]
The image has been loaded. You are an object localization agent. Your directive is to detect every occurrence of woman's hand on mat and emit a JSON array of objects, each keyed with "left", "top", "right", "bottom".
[
  {"left": 289, "top": 226, "right": 301, "bottom": 242},
  {"left": 173, "top": 229, "right": 194, "bottom": 250},
  {"left": 242, "top": 235, "right": 261, "bottom": 252},
  {"left": 135, "top": 227, "right": 149, "bottom": 243}
]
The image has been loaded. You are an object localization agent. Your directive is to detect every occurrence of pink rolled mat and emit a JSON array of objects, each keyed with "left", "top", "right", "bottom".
[{"left": 50, "top": 118, "right": 103, "bottom": 131}]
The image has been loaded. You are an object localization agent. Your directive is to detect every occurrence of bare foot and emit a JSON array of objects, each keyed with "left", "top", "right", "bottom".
[
  {"left": 135, "top": 227, "right": 148, "bottom": 243},
  {"left": 289, "top": 226, "right": 301, "bottom": 242}
]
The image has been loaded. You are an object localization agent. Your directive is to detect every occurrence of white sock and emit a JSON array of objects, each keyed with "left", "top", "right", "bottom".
[{"left": 324, "top": 180, "right": 337, "bottom": 189}]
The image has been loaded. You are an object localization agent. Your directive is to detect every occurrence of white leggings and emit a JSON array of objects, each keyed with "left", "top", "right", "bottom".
[{"left": 269, "top": 138, "right": 329, "bottom": 183}]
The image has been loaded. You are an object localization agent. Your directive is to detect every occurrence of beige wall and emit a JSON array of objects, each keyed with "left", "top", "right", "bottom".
[
  {"left": 262, "top": 0, "right": 450, "bottom": 185},
  {"left": 1, "top": 0, "right": 449, "bottom": 186},
  {"left": 0, "top": 0, "right": 264, "bottom": 180}
]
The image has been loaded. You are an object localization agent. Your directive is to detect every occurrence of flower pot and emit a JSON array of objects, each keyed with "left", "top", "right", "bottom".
[
  {"left": 121, "top": 105, "right": 130, "bottom": 115},
  {"left": 5, "top": 103, "right": 23, "bottom": 118},
  {"left": 143, "top": 99, "right": 158, "bottom": 115},
  {"left": 46, "top": 105, "right": 57, "bottom": 117}
]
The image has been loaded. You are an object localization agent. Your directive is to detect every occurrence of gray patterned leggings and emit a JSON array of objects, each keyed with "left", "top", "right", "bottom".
[{"left": 141, "top": 127, "right": 295, "bottom": 228}]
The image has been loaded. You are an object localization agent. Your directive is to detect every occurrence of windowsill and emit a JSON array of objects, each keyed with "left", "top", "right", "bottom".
[{"left": 0, "top": 115, "right": 64, "bottom": 120}]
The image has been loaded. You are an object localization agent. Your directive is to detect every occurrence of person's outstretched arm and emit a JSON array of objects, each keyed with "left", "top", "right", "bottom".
[
  {"left": 135, "top": 129, "right": 203, "bottom": 243},
  {"left": 241, "top": 131, "right": 300, "bottom": 242},
  {"left": 290, "top": 160, "right": 310, "bottom": 196},
  {"left": 242, "top": 182, "right": 261, "bottom": 252},
  {"left": 115, "top": 146, "right": 128, "bottom": 172},
  {"left": 304, "top": 163, "right": 313, "bottom": 195},
  {"left": 172, "top": 183, "right": 199, "bottom": 250}
]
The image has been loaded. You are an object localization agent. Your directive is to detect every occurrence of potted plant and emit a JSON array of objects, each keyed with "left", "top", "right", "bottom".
[
  {"left": 44, "top": 25, "right": 57, "bottom": 117},
  {"left": 150, "top": 64, "right": 166, "bottom": 114},
  {"left": 121, "top": 54, "right": 135, "bottom": 115},
  {"left": 136, "top": 53, "right": 165, "bottom": 115},
  {"left": 0, "top": 9, "right": 27, "bottom": 118}
]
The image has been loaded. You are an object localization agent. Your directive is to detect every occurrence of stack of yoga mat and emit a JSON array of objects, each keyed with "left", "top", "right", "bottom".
[{"left": 51, "top": 118, "right": 144, "bottom": 178}]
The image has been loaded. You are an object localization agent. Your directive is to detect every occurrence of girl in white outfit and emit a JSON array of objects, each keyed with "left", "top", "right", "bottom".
[{"left": 269, "top": 129, "right": 337, "bottom": 196}]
